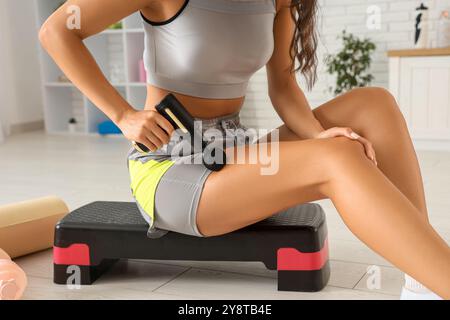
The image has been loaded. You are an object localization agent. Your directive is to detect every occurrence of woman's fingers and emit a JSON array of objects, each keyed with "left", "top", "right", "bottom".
[
  {"left": 344, "top": 129, "right": 377, "bottom": 166},
  {"left": 317, "top": 127, "right": 377, "bottom": 166},
  {"left": 141, "top": 113, "right": 173, "bottom": 151},
  {"left": 138, "top": 126, "right": 160, "bottom": 152},
  {"left": 123, "top": 109, "right": 174, "bottom": 153},
  {"left": 154, "top": 113, "right": 175, "bottom": 136},
  {"left": 318, "top": 127, "right": 354, "bottom": 140},
  {"left": 337, "top": 128, "right": 377, "bottom": 166},
  {"left": 336, "top": 127, "right": 358, "bottom": 140},
  {"left": 149, "top": 123, "right": 171, "bottom": 145},
  {"left": 139, "top": 137, "right": 157, "bottom": 153},
  {"left": 357, "top": 136, "right": 377, "bottom": 166},
  {"left": 146, "top": 130, "right": 164, "bottom": 150},
  {"left": 316, "top": 127, "right": 340, "bottom": 139}
]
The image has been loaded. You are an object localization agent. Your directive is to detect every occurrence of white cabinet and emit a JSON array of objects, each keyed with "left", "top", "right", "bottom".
[{"left": 389, "top": 48, "right": 450, "bottom": 150}]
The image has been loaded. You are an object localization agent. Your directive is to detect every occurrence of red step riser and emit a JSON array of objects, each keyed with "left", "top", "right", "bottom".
[
  {"left": 53, "top": 243, "right": 91, "bottom": 266},
  {"left": 277, "top": 237, "right": 329, "bottom": 271}
]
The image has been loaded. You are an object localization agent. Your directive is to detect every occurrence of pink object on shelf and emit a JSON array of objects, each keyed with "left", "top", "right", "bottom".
[{"left": 139, "top": 59, "right": 147, "bottom": 83}]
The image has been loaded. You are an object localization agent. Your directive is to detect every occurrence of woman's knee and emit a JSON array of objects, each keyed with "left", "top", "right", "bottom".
[
  {"left": 315, "top": 137, "right": 368, "bottom": 173},
  {"left": 353, "top": 87, "right": 406, "bottom": 125},
  {"left": 299, "top": 137, "right": 368, "bottom": 196}
]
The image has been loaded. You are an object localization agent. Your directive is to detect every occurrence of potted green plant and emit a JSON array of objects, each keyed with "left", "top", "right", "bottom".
[{"left": 326, "top": 31, "right": 376, "bottom": 96}]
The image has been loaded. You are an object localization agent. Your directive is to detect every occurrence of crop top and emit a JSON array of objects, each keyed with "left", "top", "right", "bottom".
[{"left": 141, "top": 0, "right": 276, "bottom": 99}]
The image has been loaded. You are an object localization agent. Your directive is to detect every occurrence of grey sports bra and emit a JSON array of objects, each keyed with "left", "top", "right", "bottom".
[{"left": 141, "top": 0, "right": 276, "bottom": 99}]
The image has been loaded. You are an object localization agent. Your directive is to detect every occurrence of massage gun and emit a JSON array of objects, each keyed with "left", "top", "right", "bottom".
[{"left": 132, "top": 93, "right": 227, "bottom": 172}]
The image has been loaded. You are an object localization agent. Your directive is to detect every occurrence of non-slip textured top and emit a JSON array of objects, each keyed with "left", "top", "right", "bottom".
[
  {"left": 141, "top": 0, "right": 276, "bottom": 99},
  {"left": 58, "top": 201, "right": 325, "bottom": 232}
]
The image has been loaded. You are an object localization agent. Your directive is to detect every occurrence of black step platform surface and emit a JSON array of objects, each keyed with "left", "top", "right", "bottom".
[{"left": 54, "top": 201, "right": 330, "bottom": 292}]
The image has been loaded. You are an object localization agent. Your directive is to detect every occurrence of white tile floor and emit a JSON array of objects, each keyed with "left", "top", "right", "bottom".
[{"left": 1, "top": 131, "right": 449, "bottom": 300}]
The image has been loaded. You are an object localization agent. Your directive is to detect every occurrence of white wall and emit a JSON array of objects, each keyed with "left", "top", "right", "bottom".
[
  {"left": 242, "top": 0, "right": 450, "bottom": 130},
  {"left": 2, "top": 0, "right": 43, "bottom": 128}
]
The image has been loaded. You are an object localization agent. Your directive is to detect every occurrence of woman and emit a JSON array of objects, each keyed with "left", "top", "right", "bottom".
[{"left": 40, "top": 0, "right": 449, "bottom": 299}]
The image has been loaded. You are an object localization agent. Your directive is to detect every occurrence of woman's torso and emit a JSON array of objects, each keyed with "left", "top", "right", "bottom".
[
  {"left": 141, "top": 0, "right": 276, "bottom": 119},
  {"left": 145, "top": 85, "right": 244, "bottom": 119}
]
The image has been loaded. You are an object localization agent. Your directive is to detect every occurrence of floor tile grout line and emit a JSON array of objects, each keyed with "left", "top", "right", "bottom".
[
  {"left": 133, "top": 260, "right": 279, "bottom": 280},
  {"left": 350, "top": 271, "right": 401, "bottom": 298},
  {"left": 24, "top": 273, "right": 196, "bottom": 299},
  {"left": 23, "top": 274, "right": 53, "bottom": 281},
  {"left": 20, "top": 257, "right": 396, "bottom": 286},
  {"left": 22, "top": 261, "right": 400, "bottom": 296},
  {"left": 351, "top": 287, "right": 400, "bottom": 298},
  {"left": 130, "top": 260, "right": 381, "bottom": 292},
  {"left": 26, "top": 272, "right": 397, "bottom": 298},
  {"left": 352, "top": 271, "right": 368, "bottom": 290},
  {"left": 23, "top": 265, "right": 377, "bottom": 293},
  {"left": 133, "top": 257, "right": 397, "bottom": 276},
  {"left": 24, "top": 269, "right": 371, "bottom": 294},
  {"left": 151, "top": 267, "right": 192, "bottom": 293},
  {"left": 331, "top": 258, "right": 395, "bottom": 269},
  {"left": 25, "top": 282, "right": 195, "bottom": 300}
]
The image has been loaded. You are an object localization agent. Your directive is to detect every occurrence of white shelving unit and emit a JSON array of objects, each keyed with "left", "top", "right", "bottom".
[{"left": 35, "top": 0, "right": 146, "bottom": 134}]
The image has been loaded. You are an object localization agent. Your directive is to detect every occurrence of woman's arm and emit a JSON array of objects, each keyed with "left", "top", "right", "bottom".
[
  {"left": 39, "top": 0, "right": 173, "bottom": 151},
  {"left": 266, "top": 1, "right": 376, "bottom": 165},
  {"left": 266, "top": 0, "right": 324, "bottom": 140}
]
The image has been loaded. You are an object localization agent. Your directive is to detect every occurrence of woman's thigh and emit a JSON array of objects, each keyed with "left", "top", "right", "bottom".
[
  {"left": 196, "top": 138, "right": 347, "bottom": 237},
  {"left": 196, "top": 88, "right": 390, "bottom": 237}
]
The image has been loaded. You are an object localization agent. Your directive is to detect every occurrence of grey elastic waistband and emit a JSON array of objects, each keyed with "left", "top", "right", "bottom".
[{"left": 194, "top": 112, "right": 242, "bottom": 132}]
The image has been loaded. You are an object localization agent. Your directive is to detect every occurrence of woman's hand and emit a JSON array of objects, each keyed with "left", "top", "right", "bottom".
[
  {"left": 315, "top": 127, "right": 377, "bottom": 166},
  {"left": 117, "top": 109, "right": 175, "bottom": 152}
]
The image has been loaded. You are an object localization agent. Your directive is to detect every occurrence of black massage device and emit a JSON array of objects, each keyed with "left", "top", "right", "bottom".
[{"left": 132, "top": 93, "right": 227, "bottom": 171}]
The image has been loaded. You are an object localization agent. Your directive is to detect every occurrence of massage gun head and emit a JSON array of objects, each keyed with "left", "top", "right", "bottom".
[
  {"left": 133, "top": 93, "right": 227, "bottom": 171},
  {"left": 202, "top": 144, "right": 227, "bottom": 172}
]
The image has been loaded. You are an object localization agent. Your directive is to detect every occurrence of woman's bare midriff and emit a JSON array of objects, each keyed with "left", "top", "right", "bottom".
[{"left": 144, "top": 85, "right": 245, "bottom": 119}]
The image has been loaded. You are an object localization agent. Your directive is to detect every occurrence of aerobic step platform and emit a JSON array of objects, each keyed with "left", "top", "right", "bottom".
[{"left": 53, "top": 202, "right": 330, "bottom": 292}]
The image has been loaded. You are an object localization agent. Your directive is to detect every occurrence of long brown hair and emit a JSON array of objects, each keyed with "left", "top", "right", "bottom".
[{"left": 289, "top": 0, "right": 319, "bottom": 90}]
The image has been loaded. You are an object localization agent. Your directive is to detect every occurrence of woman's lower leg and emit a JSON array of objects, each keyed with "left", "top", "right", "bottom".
[
  {"left": 311, "top": 87, "right": 438, "bottom": 296},
  {"left": 320, "top": 138, "right": 450, "bottom": 298}
]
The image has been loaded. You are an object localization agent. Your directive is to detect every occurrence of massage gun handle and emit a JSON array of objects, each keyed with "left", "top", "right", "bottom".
[
  {"left": 156, "top": 93, "right": 207, "bottom": 152},
  {"left": 131, "top": 94, "right": 202, "bottom": 154},
  {"left": 133, "top": 141, "right": 150, "bottom": 154},
  {"left": 133, "top": 94, "right": 197, "bottom": 154},
  {"left": 135, "top": 93, "right": 227, "bottom": 171},
  {"left": 155, "top": 93, "right": 197, "bottom": 134}
]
